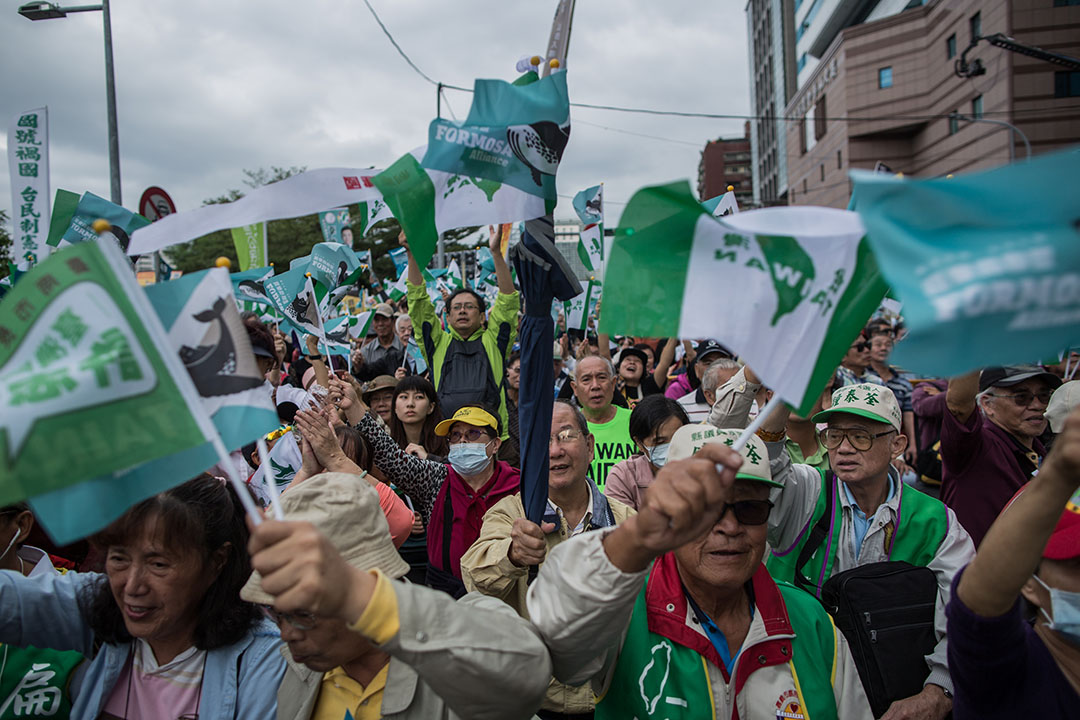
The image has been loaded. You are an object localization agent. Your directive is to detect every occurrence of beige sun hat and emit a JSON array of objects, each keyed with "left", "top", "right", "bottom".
[
  {"left": 240, "top": 472, "right": 409, "bottom": 605},
  {"left": 1046, "top": 380, "right": 1080, "bottom": 434},
  {"left": 813, "top": 382, "right": 902, "bottom": 432},
  {"left": 668, "top": 423, "right": 780, "bottom": 487}
]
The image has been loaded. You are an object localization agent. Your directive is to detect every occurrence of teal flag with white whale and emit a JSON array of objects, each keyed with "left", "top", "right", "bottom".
[
  {"left": 373, "top": 71, "right": 571, "bottom": 271},
  {"left": 145, "top": 267, "right": 279, "bottom": 451},
  {"left": 600, "top": 181, "right": 887, "bottom": 417},
  {"left": 231, "top": 265, "right": 274, "bottom": 306},
  {"left": 853, "top": 147, "right": 1080, "bottom": 377},
  {"left": 572, "top": 184, "right": 603, "bottom": 225},
  {"left": 0, "top": 240, "right": 219, "bottom": 543}
]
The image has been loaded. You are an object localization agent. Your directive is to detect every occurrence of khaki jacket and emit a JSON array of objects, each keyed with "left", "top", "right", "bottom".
[
  {"left": 276, "top": 580, "right": 549, "bottom": 720},
  {"left": 460, "top": 491, "right": 635, "bottom": 714}
]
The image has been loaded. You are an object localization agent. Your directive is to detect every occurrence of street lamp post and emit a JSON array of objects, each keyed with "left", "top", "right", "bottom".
[
  {"left": 18, "top": 0, "right": 122, "bottom": 206},
  {"left": 949, "top": 112, "right": 1032, "bottom": 163}
]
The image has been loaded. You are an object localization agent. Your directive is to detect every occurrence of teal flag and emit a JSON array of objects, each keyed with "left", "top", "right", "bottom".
[
  {"left": 853, "top": 147, "right": 1080, "bottom": 377},
  {"left": 145, "top": 268, "right": 279, "bottom": 451},
  {"left": 572, "top": 184, "right": 603, "bottom": 225},
  {"left": 0, "top": 241, "right": 218, "bottom": 543},
  {"left": 60, "top": 192, "right": 150, "bottom": 250},
  {"left": 318, "top": 207, "right": 350, "bottom": 245},
  {"left": 374, "top": 71, "right": 571, "bottom": 271},
  {"left": 307, "top": 242, "right": 365, "bottom": 292},
  {"left": 231, "top": 265, "right": 274, "bottom": 306}
]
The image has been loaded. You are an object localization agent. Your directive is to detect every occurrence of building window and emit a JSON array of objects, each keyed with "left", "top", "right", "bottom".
[
  {"left": 949, "top": 111, "right": 960, "bottom": 135},
  {"left": 972, "top": 95, "right": 983, "bottom": 118},
  {"left": 837, "top": 149, "right": 842, "bottom": 169},
  {"left": 878, "top": 67, "right": 893, "bottom": 89},
  {"left": 1055, "top": 71, "right": 1080, "bottom": 97},
  {"left": 804, "top": 105, "right": 817, "bottom": 153},
  {"left": 946, "top": 34, "right": 957, "bottom": 59},
  {"left": 799, "top": 118, "right": 808, "bottom": 155},
  {"left": 820, "top": 164, "right": 825, "bottom": 182},
  {"left": 803, "top": 178, "right": 808, "bottom": 194},
  {"left": 814, "top": 97, "right": 827, "bottom": 141},
  {"left": 970, "top": 12, "right": 981, "bottom": 42}
]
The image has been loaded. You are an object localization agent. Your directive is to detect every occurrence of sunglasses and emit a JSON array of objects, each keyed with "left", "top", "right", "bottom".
[
  {"left": 820, "top": 428, "right": 895, "bottom": 451},
  {"left": 851, "top": 342, "right": 870, "bottom": 353},
  {"left": 448, "top": 427, "right": 492, "bottom": 444},
  {"left": 716, "top": 499, "right": 773, "bottom": 526},
  {"left": 259, "top": 605, "right": 317, "bottom": 630},
  {"left": 988, "top": 390, "right": 1053, "bottom": 408}
]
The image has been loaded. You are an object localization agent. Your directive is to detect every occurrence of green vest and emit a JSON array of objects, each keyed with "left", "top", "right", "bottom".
[
  {"left": 596, "top": 580, "right": 841, "bottom": 719},
  {"left": 0, "top": 643, "right": 82, "bottom": 718},
  {"left": 767, "top": 472, "right": 949, "bottom": 595}
]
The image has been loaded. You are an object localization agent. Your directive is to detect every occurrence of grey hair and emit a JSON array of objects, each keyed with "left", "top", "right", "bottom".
[
  {"left": 576, "top": 354, "right": 616, "bottom": 378},
  {"left": 702, "top": 358, "right": 741, "bottom": 395},
  {"left": 555, "top": 399, "right": 591, "bottom": 437},
  {"left": 975, "top": 387, "right": 994, "bottom": 416}
]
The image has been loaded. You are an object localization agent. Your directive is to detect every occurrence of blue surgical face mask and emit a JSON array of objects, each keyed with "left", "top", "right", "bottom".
[
  {"left": 1034, "top": 574, "right": 1080, "bottom": 647},
  {"left": 448, "top": 441, "right": 493, "bottom": 476},
  {"left": 646, "top": 442, "right": 671, "bottom": 469}
]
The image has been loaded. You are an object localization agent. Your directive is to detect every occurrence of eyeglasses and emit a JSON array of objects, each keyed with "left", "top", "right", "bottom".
[
  {"left": 450, "top": 303, "right": 479, "bottom": 312},
  {"left": 448, "top": 427, "right": 492, "bottom": 444},
  {"left": 850, "top": 342, "right": 869, "bottom": 353},
  {"left": 716, "top": 499, "right": 773, "bottom": 526},
  {"left": 259, "top": 605, "right": 316, "bottom": 631},
  {"left": 989, "top": 390, "right": 1053, "bottom": 407},
  {"left": 549, "top": 429, "right": 583, "bottom": 445},
  {"left": 820, "top": 428, "right": 895, "bottom": 451}
]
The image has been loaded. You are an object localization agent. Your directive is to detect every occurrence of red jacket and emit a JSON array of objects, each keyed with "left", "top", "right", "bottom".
[{"left": 427, "top": 460, "right": 520, "bottom": 578}]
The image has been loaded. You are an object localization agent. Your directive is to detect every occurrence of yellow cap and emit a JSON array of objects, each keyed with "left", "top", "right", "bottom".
[{"left": 434, "top": 406, "right": 499, "bottom": 437}]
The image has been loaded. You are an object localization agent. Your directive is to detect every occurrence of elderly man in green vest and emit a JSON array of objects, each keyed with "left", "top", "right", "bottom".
[
  {"left": 712, "top": 374, "right": 974, "bottom": 720},
  {"left": 526, "top": 424, "right": 874, "bottom": 719},
  {"left": 399, "top": 229, "right": 519, "bottom": 438}
]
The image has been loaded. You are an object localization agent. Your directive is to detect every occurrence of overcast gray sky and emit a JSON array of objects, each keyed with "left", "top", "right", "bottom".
[{"left": 1, "top": 1, "right": 750, "bottom": 233}]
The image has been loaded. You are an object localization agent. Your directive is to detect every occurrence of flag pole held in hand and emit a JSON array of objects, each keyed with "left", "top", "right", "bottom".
[{"left": 257, "top": 436, "right": 285, "bottom": 520}]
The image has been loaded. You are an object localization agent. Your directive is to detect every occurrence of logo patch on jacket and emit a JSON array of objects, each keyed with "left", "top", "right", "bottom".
[{"left": 775, "top": 689, "right": 806, "bottom": 719}]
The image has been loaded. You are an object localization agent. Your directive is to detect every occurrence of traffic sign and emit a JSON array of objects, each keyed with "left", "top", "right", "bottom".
[{"left": 139, "top": 186, "right": 177, "bottom": 222}]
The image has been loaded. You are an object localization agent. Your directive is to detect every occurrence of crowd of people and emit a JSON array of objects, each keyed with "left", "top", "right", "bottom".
[{"left": 1, "top": 229, "right": 1078, "bottom": 719}]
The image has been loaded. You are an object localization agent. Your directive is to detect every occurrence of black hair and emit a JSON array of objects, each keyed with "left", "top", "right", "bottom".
[
  {"left": 507, "top": 350, "right": 521, "bottom": 368},
  {"left": 628, "top": 395, "right": 690, "bottom": 445},
  {"left": 389, "top": 375, "right": 449, "bottom": 456},
  {"left": 0, "top": 502, "right": 30, "bottom": 515},
  {"left": 83, "top": 474, "right": 261, "bottom": 650},
  {"left": 276, "top": 401, "right": 299, "bottom": 424},
  {"left": 446, "top": 288, "right": 487, "bottom": 317},
  {"left": 245, "top": 322, "right": 276, "bottom": 361}
]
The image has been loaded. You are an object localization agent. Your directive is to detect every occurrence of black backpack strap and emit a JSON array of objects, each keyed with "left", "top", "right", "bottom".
[{"left": 794, "top": 470, "right": 835, "bottom": 595}]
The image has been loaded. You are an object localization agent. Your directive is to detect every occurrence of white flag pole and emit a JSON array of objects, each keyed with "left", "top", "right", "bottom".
[{"left": 257, "top": 437, "right": 286, "bottom": 520}]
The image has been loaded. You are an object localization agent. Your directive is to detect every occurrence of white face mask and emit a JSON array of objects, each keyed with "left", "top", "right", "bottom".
[{"left": 1034, "top": 574, "right": 1080, "bottom": 647}]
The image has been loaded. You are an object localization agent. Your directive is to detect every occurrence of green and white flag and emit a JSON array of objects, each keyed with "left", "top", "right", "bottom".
[
  {"left": 564, "top": 279, "right": 600, "bottom": 330},
  {"left": 357, "top": 198, "right": 394, "bottom": 236},
  {"left": 599, "top": 181, "right": 887, "bottom": 416},
  {"left": 348, "top": 310, "right": 375, "bottom": 340},
  {"left": 374, "top": 71, "right": 570, "bottom": 271},
  {"left": 702, "top": 190, "right": 739, "bottom": 217},
  {"left": 445, "top": 259, "right": 464, "bottom": 291},
  {"left": 387, "top": 276, "right": 408, "bottom": 302},
  {"left": 230, "top": 223, "right": 266, "bottom": 272},
  {"left": 145, "top": 267, "right": 279, "bottom": 451},
  {"left": 249, "top": 431, "right": 302, "bottom": 502},
  {"left": 61, "top": 192, "right": 150, "bottom": 252},
  {"left": 577, "top": 222, "right": 603, "bottom": 274},
  {"left": 264, "top": 267, "right": 325, "bottom": 339},
  {"left": 0, "top": 240, "right": 220, "bottom": 543}
]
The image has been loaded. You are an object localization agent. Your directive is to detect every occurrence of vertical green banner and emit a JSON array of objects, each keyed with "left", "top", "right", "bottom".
[{"left": 231, "top": 222, "right": 266, "bottom": 271}]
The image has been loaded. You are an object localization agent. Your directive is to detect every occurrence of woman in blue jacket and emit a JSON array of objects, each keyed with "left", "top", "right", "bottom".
[{"left": 0, "top": 475, "right": 284, "bottom": 719}]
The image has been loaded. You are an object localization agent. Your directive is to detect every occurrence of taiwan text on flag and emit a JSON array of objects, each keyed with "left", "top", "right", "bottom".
[
  {"left": 230, "top": 223, "right": 266, "bottom": 272},
  {"left": 852, "top": 147, "right": 1080, "bottom": 377},
  {"left": 145, "top": 268, "right": 279, "bottom": 451},
  {"left": 373, "top": 71, "right": 571, "bottom": 271},
  {"left": 61, "top": 192, "right": 150, "bottom": 252},
  {"left": 0, "top": 241, "right": 220, "bottom": 543},
  {"left": 599, "top": 181, "right": 887, "bottom": 416}
]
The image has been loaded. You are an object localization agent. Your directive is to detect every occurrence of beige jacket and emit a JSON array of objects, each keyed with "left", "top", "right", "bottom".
[
  {"left": 275, "top": 580, "right": 549, "bottom": 720},
  {"left": 460, "top": 490, "right": 635, "bottom": 714}
]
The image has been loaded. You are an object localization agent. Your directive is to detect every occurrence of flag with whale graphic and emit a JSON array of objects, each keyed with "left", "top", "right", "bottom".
[
  {"left": 373, "top": 70, "right": 570, "bottom": 271},
  {"left": 145, "top": 267, "right": 279, "bottom": 451},
  {"left": 231, "top": 265, "right": 274, "bottom": 307},
  {"left": 599, "top": 181, "right": 888, "bottom": 417},
  {"left": 263, "top": 267, "right": 325, "bottom": 339}
]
